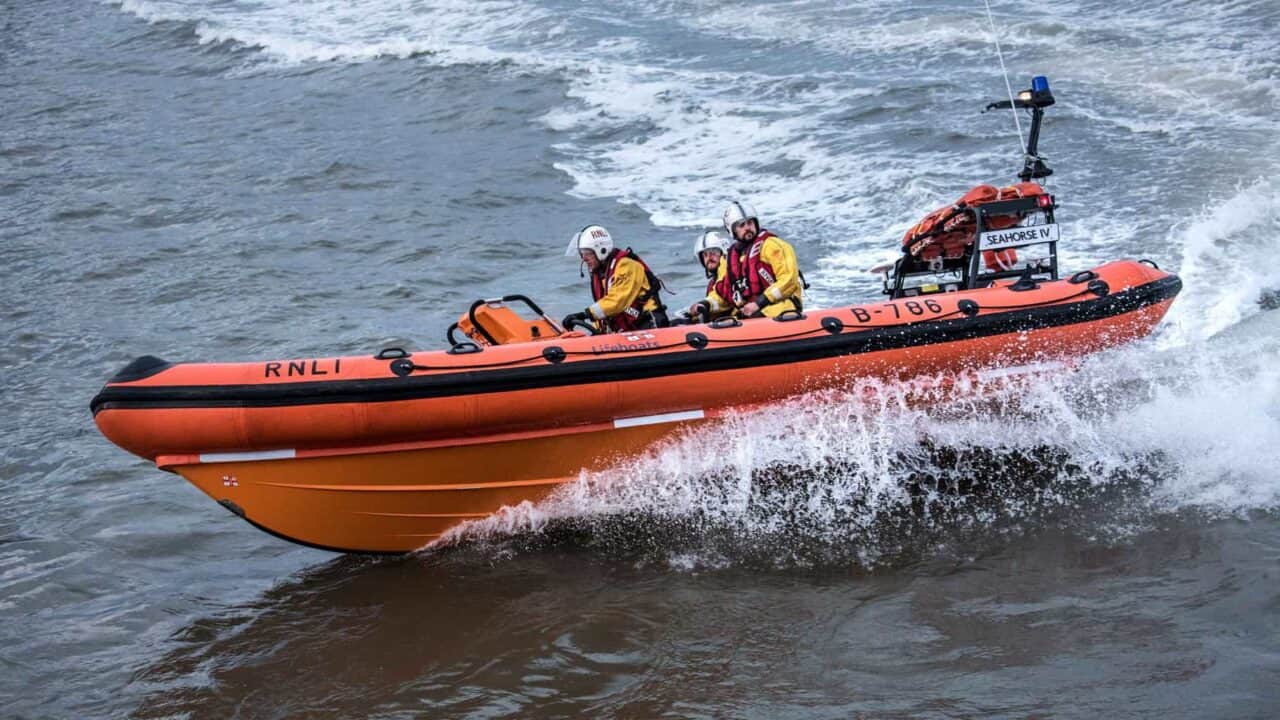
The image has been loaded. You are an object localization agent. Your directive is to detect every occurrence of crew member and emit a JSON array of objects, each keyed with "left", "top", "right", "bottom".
[
  {"left": 687, "top": 230, "right": 733, "bottom": 322},
  {"left": 562, "top": 224, "right": 669, "bottom": 333},
  {"left": 706, "top": 201, "right": 804, "bottom": 319}
]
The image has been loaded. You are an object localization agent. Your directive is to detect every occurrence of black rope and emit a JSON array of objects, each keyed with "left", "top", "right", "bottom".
[
  {"left": 561, "top": 340, "right": 702, "bottom": 356},
  {"left": 398, "top": 287, "right": 1098, "bottom": 374},
  {"left": 670, "top": 326, "right": 828, "bottom": 345},
  {"left": 403, "top": 355, "right": 551, "bottom": 373},
  {"left": 966, "top": 286, "right": 1094, "bottom": 312}
]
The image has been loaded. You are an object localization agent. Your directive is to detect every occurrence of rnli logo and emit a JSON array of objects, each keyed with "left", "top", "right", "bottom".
[
  {"left": 263, "top": 358, "right": 343, "bottom": 378},
  {"left": 591, "top": 229, "right": 608, "bottom": 238}
]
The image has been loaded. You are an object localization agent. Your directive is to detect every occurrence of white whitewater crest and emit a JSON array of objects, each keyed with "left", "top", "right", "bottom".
[
  {"left": 1160, "top": 175, "right": 1280, "bottom": 346},
  {"left": 438, "top": 322, "right": 1280, "bottom": 567},
  {"left": 113, "top": 0, "right": 562, "bottom": 65}
]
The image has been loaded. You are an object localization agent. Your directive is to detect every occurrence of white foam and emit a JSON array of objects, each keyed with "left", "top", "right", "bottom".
[
  {"left": 1160, "top": 175, "right": 1280, "bottom": 346},
  {"left": 675, "top": 1, "right": 1077, "bottom": 60},
  {"left": 439, "top": 326, "right": 1280, "bottom": 562},
  {"left": 115, "top": 0, "right": 561, "bottom": 66}
]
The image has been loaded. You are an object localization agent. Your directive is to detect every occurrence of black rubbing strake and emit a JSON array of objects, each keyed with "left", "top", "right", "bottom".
[{"left": 89, "top": 276, "right": 1181, "bottom": 414}]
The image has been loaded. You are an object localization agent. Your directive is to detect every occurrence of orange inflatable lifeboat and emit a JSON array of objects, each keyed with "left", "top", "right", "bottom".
[
  {"left": 91, "top": 259, "right": 1179, "bottom": 553},
  {"left": 89, "top": 75, "right": 1182, "bottom": 553}
]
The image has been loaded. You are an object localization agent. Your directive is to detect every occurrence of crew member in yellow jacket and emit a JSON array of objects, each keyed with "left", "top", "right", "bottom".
[
  {"left": 686, "top": 230, "right": 735, "bottom": 322},
  {"left": 700, "top": 201, "right": 804, "bottom": 319},
  {"left": 563, "top": 224, "right": 669, "bottom": 333}
]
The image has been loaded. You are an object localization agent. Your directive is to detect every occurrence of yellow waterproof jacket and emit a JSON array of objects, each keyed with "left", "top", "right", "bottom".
[
  {"left": 587, "top": 254, "right": 661, "bottom": 327},
  {"left": 701, "top": 276, "right": 734, "bottom": 320},
  {"left": 703, "top": 233, "right": 803, "bottom": 318}
]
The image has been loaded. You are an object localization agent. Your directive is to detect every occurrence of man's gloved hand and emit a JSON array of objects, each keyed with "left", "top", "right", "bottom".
[
  {"left": 687, "top": 301, "right": 710, "bottom": 322},
  {"left": 562, "top": 311, "right": 589, "bottom": 329},
  {"left": 741, "top": 295, "right": 768, "bottom": 318}
]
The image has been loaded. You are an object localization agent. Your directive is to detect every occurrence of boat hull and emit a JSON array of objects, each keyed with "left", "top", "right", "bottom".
[{"left": 175, "top": 420, "right": 686, "bottom": 553}]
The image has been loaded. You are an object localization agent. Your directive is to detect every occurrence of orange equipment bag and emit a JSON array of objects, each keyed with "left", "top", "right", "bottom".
[{"left": 902, "top": 182, "right": 1048, "bottom": 271}]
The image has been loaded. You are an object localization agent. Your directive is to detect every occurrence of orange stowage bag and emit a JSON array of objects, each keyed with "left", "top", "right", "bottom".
[{"left": 901, "top": 182, "right": 1046, "bottom": 269}]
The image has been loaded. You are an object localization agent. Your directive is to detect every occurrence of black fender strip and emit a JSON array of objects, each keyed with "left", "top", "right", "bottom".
[{"left": 91, "top": 275, "right": 1180, "bottom": 413}]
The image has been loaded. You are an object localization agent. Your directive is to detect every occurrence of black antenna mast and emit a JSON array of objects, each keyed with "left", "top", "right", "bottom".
[{"left": 985, "top": 76, "right": 1056, "bottom": 182}]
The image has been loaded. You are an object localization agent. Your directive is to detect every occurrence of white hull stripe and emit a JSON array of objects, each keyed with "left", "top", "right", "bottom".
[
  {"left": 195, "top": 413, "right": 708, "bottom": 461},
  {"left": 613, "top": 409, "right": 705, "bottom": 429},
  {"left": 198, "top": 449, "right": 297, "bottom": 463},
  {"left": 977, "top": 361, "right": 1065, "bottom": 381}
]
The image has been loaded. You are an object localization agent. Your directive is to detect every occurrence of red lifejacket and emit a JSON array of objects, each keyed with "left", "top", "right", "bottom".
[
  {"left": 591, "top": 248, "right": 663, "bottom": 332},
  {"left": 714, "top": 230, "right": 780, "bottom": 309}
]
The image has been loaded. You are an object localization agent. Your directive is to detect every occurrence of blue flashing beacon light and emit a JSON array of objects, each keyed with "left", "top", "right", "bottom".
[{"left": 1031, "top": 76, "right": 1050, "bottom": 94}]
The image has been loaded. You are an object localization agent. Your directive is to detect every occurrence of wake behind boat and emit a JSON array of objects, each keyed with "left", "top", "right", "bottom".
[{"left": 90, "top": 78, "right": 1182, "bottom": 553}]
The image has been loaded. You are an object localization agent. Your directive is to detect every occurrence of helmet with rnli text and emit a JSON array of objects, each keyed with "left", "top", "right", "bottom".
[
  {"left": 722, "top": 200, "right": 759, "bottom": 233},
  {"left": 566, "top": 224, "right": 614, "bottom": 261},
  {"left": 693, "top": 230, "right": 731, "bottom": 263}
]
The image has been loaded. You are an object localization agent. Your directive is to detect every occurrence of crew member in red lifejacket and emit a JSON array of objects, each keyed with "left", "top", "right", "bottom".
[
  {"left": 701, "top": 201, "right": 804, "bottom": 319},
  {"left": 687, "top": 230, "right": 733, "bottom": 322},
  {"left": 562, "top": 224, "right": 669, "bottom": 333}
]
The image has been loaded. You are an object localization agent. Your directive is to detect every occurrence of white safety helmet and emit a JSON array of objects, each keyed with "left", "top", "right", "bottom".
[
  {"left": 722, "top": 200, "right": 759, "bottom": 233},
  {"left": 566, "top": 224, "right": 614, "bottom": 261},
  {"left": 693, "top": 230, "right": 731, "bottom": 263}
]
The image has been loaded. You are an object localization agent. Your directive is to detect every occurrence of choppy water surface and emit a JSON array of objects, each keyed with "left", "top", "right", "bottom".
[{"left": 3, "top": 0, "right": 1279, "bottom": 717}]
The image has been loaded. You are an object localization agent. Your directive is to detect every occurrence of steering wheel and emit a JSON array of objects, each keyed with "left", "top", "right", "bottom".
[{"left": 563, "top": 315, "right": 599, "bottom": 335}]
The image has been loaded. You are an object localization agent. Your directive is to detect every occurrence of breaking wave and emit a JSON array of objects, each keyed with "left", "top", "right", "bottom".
[
  {"left": 1161, "top": 175, "right": 1280, "bottom": 345},
  {"left": 434, "top": 318, "right": 1280, "bottom": 569}
]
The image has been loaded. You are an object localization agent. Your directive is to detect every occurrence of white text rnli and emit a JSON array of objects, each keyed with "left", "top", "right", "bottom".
[{"left": 978, "top": 223, "right": 1060, "bottom": 250}]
